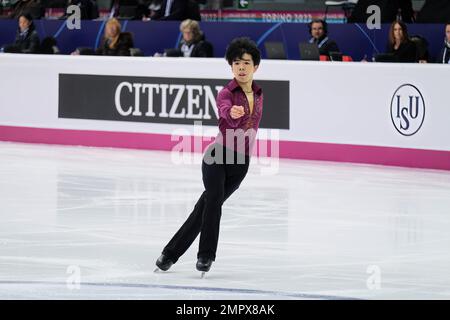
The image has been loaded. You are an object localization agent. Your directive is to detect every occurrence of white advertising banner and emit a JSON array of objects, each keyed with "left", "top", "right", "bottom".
[{"left": 0, "top": 54, "right": 448, "bottom": 159}]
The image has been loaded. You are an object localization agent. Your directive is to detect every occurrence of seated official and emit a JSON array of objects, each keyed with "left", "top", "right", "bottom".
[
  {"left": 385, "top": 21, "right": 417, "bottom": 63},
  {"left": 437, "top": 23, "right": 450, "bottom": 64},
  {"left": 177, "top": 19, "right": 213, "bottom": 57},
  {"left": 156, "top": 19, "right": 213, "bottom": 57},
  {"left": 307, "top": 19, "right": 340, "bottom": 57},
  {"left": 95, "top": 18, "right": 134, "bottom": 56},
  {"left": 3, "top": 14, "right": 40, "bottom": 54}
]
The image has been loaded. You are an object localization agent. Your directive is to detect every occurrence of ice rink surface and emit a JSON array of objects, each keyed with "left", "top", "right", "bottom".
[{"left": 1, "top": 141, "right": 449, "bottom": 300}]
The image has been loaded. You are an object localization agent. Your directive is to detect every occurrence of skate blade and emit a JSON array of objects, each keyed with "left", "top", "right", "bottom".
[
  {"left": 154, "top": 268, "right": 160, "bottom": 273},
  {"left": 200, "top": 271, "right": 206, "bottom": 279}
]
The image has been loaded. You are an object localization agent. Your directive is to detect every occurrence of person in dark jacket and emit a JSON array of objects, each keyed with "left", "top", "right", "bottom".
[
  {"left": 308, "top": 19, "right": 340, "bottom": 57},
  {"left": 386, "top": 21, "right": 417, "bottom": 63},
  {"left": 151, "top": 0, "right": 188, "bottom": 20},
  {"left": 96, "top": 18, "right": 133, "bottom": 56},
  {"left": 437, "top": 23, "right": 450, "bottom": 64},
  {"left": 177, "top": 19, "right": 213, "bottom": 57},
  {"left": 135, "top": 0, "right": 158, "bottom": 20},
  {"left": 8, "top": 0, "right": 44, "bottom": 19},
  {"left": 4, "top": 14, "right": 40, "bottom": 54}
]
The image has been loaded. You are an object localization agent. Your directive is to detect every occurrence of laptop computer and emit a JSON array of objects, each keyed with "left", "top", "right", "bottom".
[
  {"left": 264, "top": 42, "right": 286, "bottom": 60},
  {"left": 374, "top": 53, "right": 396, "bottom": 62},
  {"left": 299, "top": 43, "right": 320, "bottom": 61},
  {"left": 164, "top": 48, "right": 183, "bottom": 57},
  {"left": 329, "top": 51, "right": 343, "bottom": 61}
]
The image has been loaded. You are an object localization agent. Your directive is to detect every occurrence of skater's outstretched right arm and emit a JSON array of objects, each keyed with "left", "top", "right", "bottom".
[{"left": 217, "top": 89, "right": 244, "bottom": 129}]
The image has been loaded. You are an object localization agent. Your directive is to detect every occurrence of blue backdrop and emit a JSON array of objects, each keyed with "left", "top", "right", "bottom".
[{"left": 0, "top": 20, "right": 446, "bottom": 61}]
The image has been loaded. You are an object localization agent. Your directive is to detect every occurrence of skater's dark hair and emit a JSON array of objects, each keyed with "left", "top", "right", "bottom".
[{"left": 225, "top": 37, "right": 261, "bottom": 66}]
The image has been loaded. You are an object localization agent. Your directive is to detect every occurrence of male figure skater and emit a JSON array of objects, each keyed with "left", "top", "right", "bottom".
[{"left": 155, "top": 37, "right": 264, "bottom": 276}]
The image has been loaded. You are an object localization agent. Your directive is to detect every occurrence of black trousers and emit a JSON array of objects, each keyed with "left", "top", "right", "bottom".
[{"left": 162, "top": 143, "right": 250, "bottom": 262}]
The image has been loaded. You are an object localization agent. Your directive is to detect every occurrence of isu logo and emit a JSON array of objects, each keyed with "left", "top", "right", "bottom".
[{"left": 390, "top": 84, "right": 425, "bottom": 136}]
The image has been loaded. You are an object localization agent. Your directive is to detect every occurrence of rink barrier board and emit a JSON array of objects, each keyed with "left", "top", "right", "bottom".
[
  {"left": 0, "top": 55, "right": 449, "bottom": 171},
  {"left": 0, "top": 125, "right": 449, "bottom": 171}
]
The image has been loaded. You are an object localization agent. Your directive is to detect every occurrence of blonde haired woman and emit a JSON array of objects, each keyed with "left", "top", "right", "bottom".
[
  {"left": 177, "top": 19, "right": 213, "bottom": 57},
  {"left": 96, "top": 18, "right": 134, "bottom": 56}
]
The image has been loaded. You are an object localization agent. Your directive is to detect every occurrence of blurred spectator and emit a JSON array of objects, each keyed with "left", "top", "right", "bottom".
[
  {"left": 308, "top": 19, "right": 339, "bottom": 57},
  {"left": 112, "top": 0, "right": 139, "bottom": 19},
  {"left": 60, "top": 0, "right": 99, "bottom": 20},
  {"left": 437, "top": 23, "right": 450, "bottom": 64},
  {"left": 151, "top": 0, "right": 190, "bottom": 21},
  {"left": 8, "top": 0, "right": 44, "bottom": 19},
  {"left": 177, "top": 19, "right": 212, "bottom": 57},
  {"left": 186, "top": 0, "right": 201, "bottom": 21},
  {"left": 96, "top": 18, "right": 133, "bottom": 56},
  {"left": 139, "top": 0, "right": 162, "bottom": 20},
  {"left": 147, "top": 0, "right": 162, "bottom": 18},
  {"left": 143, "top": 0, "right": 201, "bottom": 21},
  {"left": 416, "top": 0, "right": 450, "bottom": 24},
  {"left": 386, "top": 21, "right": 417, "bottom": 63},
  {"left": 348, "top": 0, "right": 414, "bottom": 23},
  {"left": 3, "top": 14, "right": 40, "bottom": 53}
]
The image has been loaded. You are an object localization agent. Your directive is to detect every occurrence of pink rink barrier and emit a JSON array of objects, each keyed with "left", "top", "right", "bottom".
[{"left": 1, "top": 125, "right": 449, "bottom": 171}]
